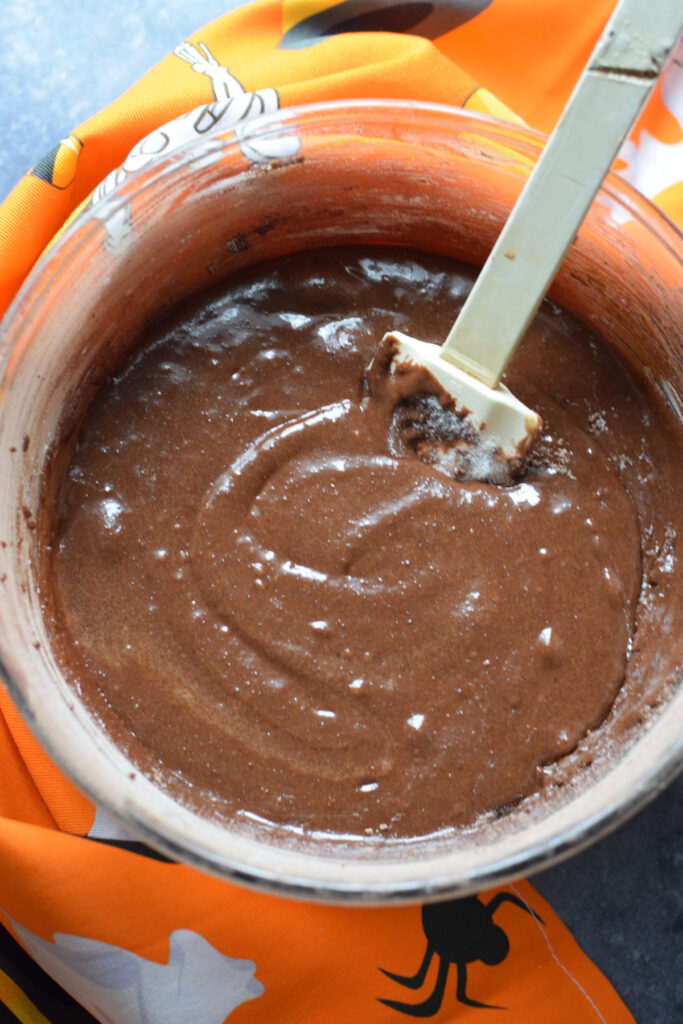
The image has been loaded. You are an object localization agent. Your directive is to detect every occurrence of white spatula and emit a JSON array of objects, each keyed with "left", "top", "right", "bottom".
[{"left": 386, "top": 0, "right": 683, "bottom": 481}]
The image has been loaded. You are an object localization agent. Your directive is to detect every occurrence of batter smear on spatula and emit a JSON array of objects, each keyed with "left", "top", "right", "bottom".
[{"left": 367, "top": 332, "right": 540, "bottom": 484}]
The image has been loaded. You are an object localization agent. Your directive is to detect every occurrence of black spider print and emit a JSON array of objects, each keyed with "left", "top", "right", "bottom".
[{"left": 378, "top": 893, "right": 543, "bottom": 1016}]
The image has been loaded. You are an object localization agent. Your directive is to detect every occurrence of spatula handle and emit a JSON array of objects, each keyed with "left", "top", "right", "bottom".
[{"left": 442, "top": 0, "right": 683, "bottom": 390}]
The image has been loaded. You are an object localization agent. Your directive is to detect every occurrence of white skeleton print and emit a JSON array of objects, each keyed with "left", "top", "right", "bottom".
[
  {"left": 174, "top": 42, "right": 246, "bottom": 100},
  {"left": 91, "top": 41, "right": 300, "bottom": 243}
]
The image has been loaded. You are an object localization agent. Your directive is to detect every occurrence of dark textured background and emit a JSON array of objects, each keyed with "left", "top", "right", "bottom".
[{"left": 1, "top": 2, "right": 681, "bottom": 1021}]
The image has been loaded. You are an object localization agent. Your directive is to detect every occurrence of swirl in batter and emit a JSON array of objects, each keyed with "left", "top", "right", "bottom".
[{"left": 47, "top": 248, "right": 681, "bottom": 838}]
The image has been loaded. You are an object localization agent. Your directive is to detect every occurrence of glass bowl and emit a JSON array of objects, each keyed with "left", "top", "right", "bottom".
[{"left": 0, "top": 100, "right": 681, "bottom": 903}]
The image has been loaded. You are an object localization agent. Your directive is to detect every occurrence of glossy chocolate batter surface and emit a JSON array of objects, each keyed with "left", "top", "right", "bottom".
[{"left": 47, "top": 248, "right": 682, "bottom": 839}]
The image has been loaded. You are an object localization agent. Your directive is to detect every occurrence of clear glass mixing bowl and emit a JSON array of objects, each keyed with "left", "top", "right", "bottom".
[{"left": 0, "top": 100, "right": 681, "bottom": 903}]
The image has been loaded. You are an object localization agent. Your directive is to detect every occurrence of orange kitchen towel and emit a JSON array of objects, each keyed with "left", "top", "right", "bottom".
[
  {"left": 2, "top": 1, "right": 681, "bottom": 1021},
  {"left": 0, "top": 814, "right": 634, "bottom": 1024}
]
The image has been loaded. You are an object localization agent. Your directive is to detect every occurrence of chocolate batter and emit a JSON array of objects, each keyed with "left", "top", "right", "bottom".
[{"left": 45, "top": 248, "right": 683, "bottom": 839}]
